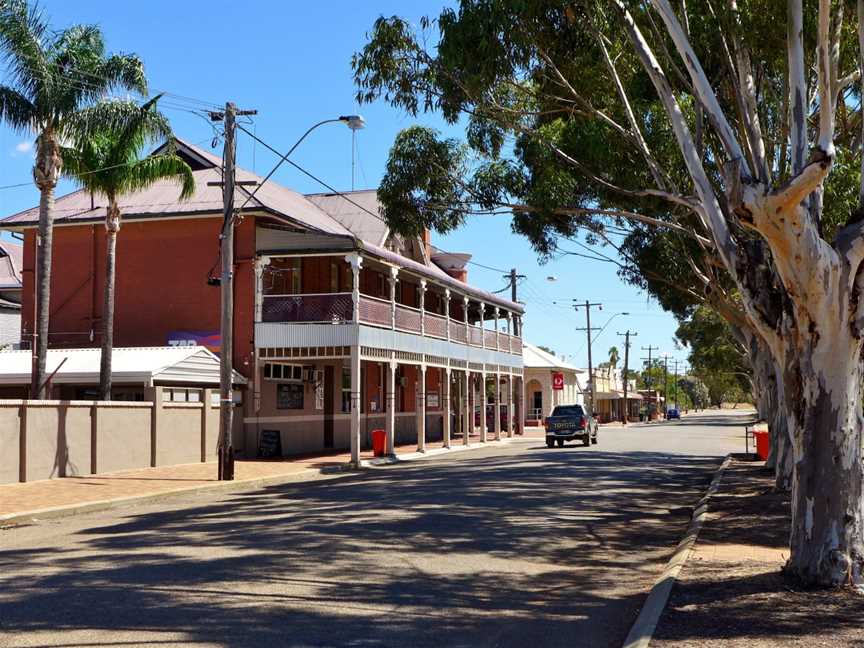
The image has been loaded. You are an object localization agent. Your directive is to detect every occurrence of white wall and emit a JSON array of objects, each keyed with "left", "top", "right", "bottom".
[{"left": 0, "top": 307, "right": 20, "bottom": 348}]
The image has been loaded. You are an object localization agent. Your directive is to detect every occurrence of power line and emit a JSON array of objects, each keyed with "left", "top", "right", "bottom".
[{"left": 234, "top": 124, "right": 510, "bottom": 275}]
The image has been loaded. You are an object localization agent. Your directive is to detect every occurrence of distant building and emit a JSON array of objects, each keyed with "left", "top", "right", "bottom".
[
  {"left": 0, "top": 239, "right": 22, "bottom": 348},
  {"left": 522, "top": 343, "right": 584, "bottom": 425},
  {"left": 590, "top": 365, "right": 642, "bottom": 423}
]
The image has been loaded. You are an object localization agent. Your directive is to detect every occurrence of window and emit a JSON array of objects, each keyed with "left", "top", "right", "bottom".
[
  {"left": 277, "top": 383, "right": 304, "bottom": 409},
  {"left": 264, "top": 362, "right": 303, "bottom": 382},
  {"left": 341, "top": 367, "right": 351, "bottom": 413},
  {"left": 330, "top": 261, "right": 340, "bottom": 293},
  {"left": 267, "top": 257, "right": 301, "bottom": 295}
]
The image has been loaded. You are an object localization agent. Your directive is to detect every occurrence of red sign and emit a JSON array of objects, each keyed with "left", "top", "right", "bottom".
[{"left": 552, "top": 372, "right": 565, "bottom": 390}]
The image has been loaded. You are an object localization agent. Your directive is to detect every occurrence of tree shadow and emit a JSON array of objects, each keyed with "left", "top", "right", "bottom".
[{"left": 2, "top": 449, "right": 731, "bottom": 648}]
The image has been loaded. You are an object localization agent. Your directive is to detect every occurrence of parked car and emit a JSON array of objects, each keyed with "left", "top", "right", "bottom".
[
  {"left": 666, "top": 408, "right": 681, "bottom": 420},
  {"left": 544, "top": 404, "right": 598, "bottom": 448}
]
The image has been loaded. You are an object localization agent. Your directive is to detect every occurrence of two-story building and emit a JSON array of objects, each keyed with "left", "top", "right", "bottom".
[{"left": 0, "top": 139, "right": 525, "bottom": 464}]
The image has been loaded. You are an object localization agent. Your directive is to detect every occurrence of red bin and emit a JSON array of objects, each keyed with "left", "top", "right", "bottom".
[
  {"left": 753, "top": 430, "right": 769, "bottom": 461},
  {"left": 371, "top": 429, "right": 387, "bottom": 457}
]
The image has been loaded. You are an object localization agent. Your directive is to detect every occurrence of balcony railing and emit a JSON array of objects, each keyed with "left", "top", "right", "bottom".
[
  {"left": 358, "top": 295, "right": 391, "bottom": 327},
  {"left": 262, "top": 293, "right": 353, "bottom": 323},
  {"left": 483, "top": 329, "right": 497, "bottom": 349},
  {"left": 450, "top": 320, "right": 467, "bottom": 343},
  {"left": 424, "top": 312, "right": 448, "bottom": 339},
  {"left": 394, "top": 303, "right": 422, "bottom": 332},
  {"left": 261, "top": 292, "right": 521, "bottom": 353}
]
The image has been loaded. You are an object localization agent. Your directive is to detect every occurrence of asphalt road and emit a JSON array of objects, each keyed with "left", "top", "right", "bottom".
[{"left": 0, "top": 410, "right": 750, "bottom": 648}]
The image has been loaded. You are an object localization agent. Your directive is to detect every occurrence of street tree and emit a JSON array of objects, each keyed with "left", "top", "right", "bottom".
[
  {"left": 354, "top": 0, "right": 864, "bottom": 587},
  {"left": 0, "top": 0, "right": 146, "bottom": 397},
  {"left": 62, "top": 97, "right": 194, "bottom": 400}
]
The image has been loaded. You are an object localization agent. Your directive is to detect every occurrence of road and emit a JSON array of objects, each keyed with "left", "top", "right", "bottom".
[{"left": 0, "top": 410, "right": 749, "bottom": 648}]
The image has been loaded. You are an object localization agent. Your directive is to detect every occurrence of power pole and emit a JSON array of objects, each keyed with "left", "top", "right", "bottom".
[
  {"left": 662, "top": 354, "right": 670, "bottom": 417},
  {"left": 673, "top": 359, "right": 679, "bottom": 409},
  {"left": 574, "top": 300, "right": 602, "bottom": 416},
  {"left": 617, "top": 330, "right": 637, "bottom": 424},
  {"left": 502, "top": 268, "right": 526, "bottom": 303},
  {"left": 210, "top": 101, "right": 257, "bottom": 481},
  {"left": 641, "top": 345, "right": 659, "bottom": 418}
]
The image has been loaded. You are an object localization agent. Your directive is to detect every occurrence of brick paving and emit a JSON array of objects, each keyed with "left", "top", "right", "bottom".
[{"left": 0, "top": 433, "right": 520, "bottom": 519}]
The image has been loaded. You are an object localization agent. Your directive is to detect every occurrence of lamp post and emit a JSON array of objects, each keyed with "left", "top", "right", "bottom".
[{"left": 213, "top": 112, "right": 365, "bottom": 481}]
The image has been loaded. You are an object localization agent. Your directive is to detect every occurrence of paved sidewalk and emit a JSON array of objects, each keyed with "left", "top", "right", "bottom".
[{"left": 0, "top": 434, "right": 520, "bottom": 521}]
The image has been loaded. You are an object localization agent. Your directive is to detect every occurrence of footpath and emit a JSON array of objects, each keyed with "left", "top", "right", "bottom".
[
  {"left": 0, "top": 434, "right": 522, "bottom": 525},
  {"left": 651, "top": 459, "right": 864, "bottom": 647}
]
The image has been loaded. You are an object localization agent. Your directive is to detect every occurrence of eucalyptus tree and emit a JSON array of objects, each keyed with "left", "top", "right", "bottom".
[
  {"left": 62, "top": 97, "right": 194, "bottom": 400},
  {"left": 0, "top": 0, "right": 146, "bottom": 398},
  {"left": 354, "top": 1, "right": 864, "bottom": 586}
]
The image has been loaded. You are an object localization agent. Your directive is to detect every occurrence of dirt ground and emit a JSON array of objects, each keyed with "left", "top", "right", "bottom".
[{"left": 652, "top": 459, "right": 864, "bottom": 647}]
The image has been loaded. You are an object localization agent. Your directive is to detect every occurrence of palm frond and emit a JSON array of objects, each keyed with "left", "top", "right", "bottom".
[
  {"left": 96, "top": 53, "right": 147, "bottom": 96},
  {"left": 0, "top": 84, "right": 36, "bottom": 131},
  {"left": 122, "top": 153, "right": 195, "bottom": 200},
  {"left": 0, "top": 0, "right": 50, "bottom": 104},
  {"left": 65, "top": 97, "right": 170, "bottom": 146}
]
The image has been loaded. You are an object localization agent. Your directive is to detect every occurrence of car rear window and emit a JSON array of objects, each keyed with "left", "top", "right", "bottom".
[{"left": 551, "top": 405, "right": 584, "bottom": 417}]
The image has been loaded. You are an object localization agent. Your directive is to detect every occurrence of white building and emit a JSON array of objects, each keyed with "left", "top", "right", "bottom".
[{"left": 522, "top": 343, "right": 584, "bottom": 424}]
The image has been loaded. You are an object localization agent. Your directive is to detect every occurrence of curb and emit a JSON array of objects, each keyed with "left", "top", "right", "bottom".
[
  {"left": 0, "top": 436, "right": 523, "bottom": 527},
  {"left": 621, "top": 453, "right": 733, "bottom": 648}
]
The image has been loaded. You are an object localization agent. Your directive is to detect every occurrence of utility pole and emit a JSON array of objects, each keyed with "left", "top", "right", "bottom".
[
  {"left": 673, "top": 359, "right": 679, "bottom": 409},
  {"left": 502, "top": 268, "right": 526, "bottom": 303},
  {"left": 617, "top": 330, "right": 637, "bottom": 424},
  {"left": 641, "top": 345, "right": 659, "bottom": 419},
  {"left": 210, "top": 101, "right": 257, "bottom": 481},
  {"left": 574, "top": 300, "right": 603, "bottom": 416},
  {"left": 662, "top": 354, "right": 670, "bottom": 417}
]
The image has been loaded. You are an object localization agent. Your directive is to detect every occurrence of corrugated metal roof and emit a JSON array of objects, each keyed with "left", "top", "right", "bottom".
[
  {"left": 306, "top": 190, "right": 389, "bottom": 246},
  {"left": 0, "top": 346, "right": 246, "bottom": 385},
  {"left": 0, "top": 240, "right": 22, "bottom": 289},
  {"left": 522, "top": 343, "right": 584, "bottom": 372}
]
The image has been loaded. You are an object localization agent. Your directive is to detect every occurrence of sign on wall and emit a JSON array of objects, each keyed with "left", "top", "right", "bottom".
[
  {"left": 552, "top": 372, "right": 565, "bottom": 391},
  {"left": 427, "top": 391, "right": 440, "bottom": 408},
  {"left": 168, "top": 330, "right": 220, "bottom": 353}
]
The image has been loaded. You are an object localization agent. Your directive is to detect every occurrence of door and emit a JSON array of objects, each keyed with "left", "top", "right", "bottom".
[{"left": 324, "top": 365, "right": 334, "bottom": 448}]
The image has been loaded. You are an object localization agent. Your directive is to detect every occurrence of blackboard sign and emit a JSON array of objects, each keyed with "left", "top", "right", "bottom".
[
  {"left": 259, "top": 429, "right": 283, "bottom": 458},
  {"left": 277, "top": 383, "right": 304, "bottom": 409}
]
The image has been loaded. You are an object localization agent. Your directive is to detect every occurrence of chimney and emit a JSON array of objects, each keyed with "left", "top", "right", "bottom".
[
  {"left": 422, "top": 228, "right": 432, "bottom": 261},
  {"left": 446, "top": 268, "right": 468, "bottom": 282},
  {"left": 430, "top": 249, "right": 471, "bottom": 283}
]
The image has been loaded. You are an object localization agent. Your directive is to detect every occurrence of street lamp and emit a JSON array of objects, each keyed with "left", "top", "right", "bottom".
[{"left": 591, "top": 312, "right": 629, "bottom": 344}]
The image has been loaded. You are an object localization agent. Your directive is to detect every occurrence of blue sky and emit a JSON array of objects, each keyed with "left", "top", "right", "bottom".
[{"left": 0, "top": 0, "right": 685, "bottom": 370}]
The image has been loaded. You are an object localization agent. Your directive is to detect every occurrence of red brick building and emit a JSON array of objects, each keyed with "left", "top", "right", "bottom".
[{"left": 0, "top": 139, "right": 525, "bottom": 461}]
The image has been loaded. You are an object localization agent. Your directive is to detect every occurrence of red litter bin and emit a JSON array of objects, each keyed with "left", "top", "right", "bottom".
[
  {"left": 371, "top": 429, "right": 387, "bottom": 457},
  {"left": 753, "top": 428, "right": 769, "bottom": 461}
]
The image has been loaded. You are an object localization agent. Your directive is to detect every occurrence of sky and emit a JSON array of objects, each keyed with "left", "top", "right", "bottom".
[{"left": 0, "top": 0, "right": 686, "bottom": 371}]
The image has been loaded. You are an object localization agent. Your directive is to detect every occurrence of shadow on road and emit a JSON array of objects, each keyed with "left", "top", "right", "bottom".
[{"left": 1, "top": 448, "right": 726, "bottom": 648}]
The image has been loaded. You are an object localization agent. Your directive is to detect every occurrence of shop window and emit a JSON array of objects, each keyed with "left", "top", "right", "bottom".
[
  {"left": 276, "top": 383, "right": 304, "bottom": 409},
  {"left": 341, "top": 367, "right": 351, "bottom": 412}
]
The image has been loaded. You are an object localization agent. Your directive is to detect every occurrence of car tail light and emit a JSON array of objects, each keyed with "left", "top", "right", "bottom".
[
  {"left": 579, "top": 418, "right": 587, "bottom": 429},
  {"left": 543, "top": 418, "right": 548, "bottom": 428}
]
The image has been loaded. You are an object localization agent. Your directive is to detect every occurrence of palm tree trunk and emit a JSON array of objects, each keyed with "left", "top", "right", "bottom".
[
  {"left": 33, "top": 183, "right": 55, "bottom": 399},
  {"left": 99, "top": 201, "right": 120, "bottom": 401}
]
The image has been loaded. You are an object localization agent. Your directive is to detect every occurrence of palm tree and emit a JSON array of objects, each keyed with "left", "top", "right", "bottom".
[
  {"left": 608, "top": 346, "right": 620, "bottom": 370},
  {"left": 63, "top": 97, "right": 194, "bottom": 400},
  {"left": 0, "top": 0, "right": 146, "bottom": 397}
]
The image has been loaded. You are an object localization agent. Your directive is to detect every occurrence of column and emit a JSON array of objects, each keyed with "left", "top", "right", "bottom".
[
  {"left": 419, "top": 279, "right": 427, "bottom": 336},
  {"left": 480, "top": 371, "right": 487, "bottom": 442},
  {"left": 388, "top": 266, "right": 398, "bottom": 330},
  {"left": 385, "top": 359, "right": 397, "bottom": 455},
  {"left": 479, "top": 303, "right": 486, "bottom": 348},
  {"left": 349, "top": 346, "right": 361, "bottom": 466},
  {"left": 494, "top": 307, "right": 500, "bottom": 351},
  {"left": 506, "top": 312, "right": 513, "bottom": 353},
  {"left": 463, "top": 370, "right": 471, "bottom": 445},
  {"left": 253, "top": 256, "right": 271, "bottom": 322},
  {"left": 444, "top": 289, "right": 451, "bottom": 342},
  {"left": 443, "top": 367, "right": 451, "bottom": 448},
  {"left": 345, "top": 252, "right": 363, "bottom": 324},
  {"left": 494, "top": 371, "right": 502, "bottom": 441},
  {"left": 506, "top": 374, "right": 514, "bottom": 437},
  {"left": 516, "top": 377, "right": 523, "bottom": 435},
  {"left": 463, "top": 296, "right": 470, "bottom": 342},
  {"left": 417, "top": 364, "right": 427, "bottom": 452}
]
